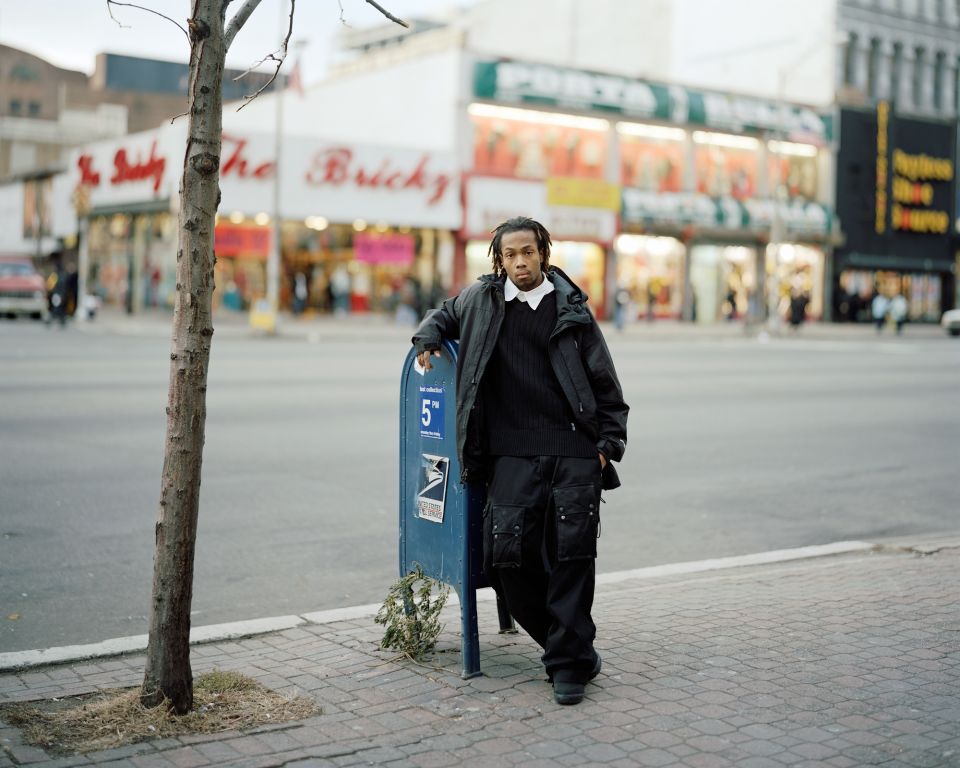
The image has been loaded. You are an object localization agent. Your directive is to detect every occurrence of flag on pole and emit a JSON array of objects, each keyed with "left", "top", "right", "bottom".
[{"left": 287, "top": 58, "right": 304, "bottom": 97}]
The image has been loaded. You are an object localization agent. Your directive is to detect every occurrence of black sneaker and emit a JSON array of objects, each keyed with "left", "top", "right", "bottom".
[
  {"left": 553, "top": 680, "right": 585, "bottom": 705},
  {"left": 552, "top": 653, "right": 602, "bottom": 705},
  {"left": 588, "top": 651, "right": 602, "bottom": 680}
]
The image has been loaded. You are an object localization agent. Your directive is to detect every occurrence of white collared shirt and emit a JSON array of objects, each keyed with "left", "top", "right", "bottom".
[{"left": 504, "top": 275, "right": 555, "bottom": 310}]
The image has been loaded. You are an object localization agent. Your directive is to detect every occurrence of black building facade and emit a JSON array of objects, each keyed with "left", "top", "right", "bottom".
[{"left": 834, "top": 103, "right": 957, "bottom": 322}]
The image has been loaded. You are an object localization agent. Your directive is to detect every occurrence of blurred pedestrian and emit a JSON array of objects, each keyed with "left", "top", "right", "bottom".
[
  {"left": 871, "top": 292, "right": 889, "bottom": 333},
  {"left": 426, "top": 280, "right": 448, "bottom": 313},
  {"left": 889, "top": 292, "right": 908, "bottom": 334},
  {"left": 788, "top": 290, "right": 809, "bottom": 330},
  {"left": 412, "top": 216, "right": 628, "bottom": 706},
  {"left": 67, "top": 267, "right": 79, "bottom": 315},
  {"left": 724, "top": 286, "right": 738, "bottom": 321},
  {"left": 145, "top": 264, "right": 160, "bottom": 308},
  {"left": 745, "top": 288, "right": 760, "bottom": 329},
  {"left": 395, "top": 274, "right": 420, "bottom": 327},
  {"left": 222, "top": 281, "right": 242, "bottom": 311},
  {"left": 46, "top": 260, "right": 68, "bottom": 328},
  {"left": 292, "top": 272, "right": 308, "bottom": 316},
  {"left": 330, "top": 265, "right": 351, "bottom": 316},
  {"left": 613, "top": 284, "right": 632, "bottom": 332}
]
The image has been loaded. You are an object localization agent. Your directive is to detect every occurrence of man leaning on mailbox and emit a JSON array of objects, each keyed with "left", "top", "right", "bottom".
[{"left": 412, "top": 216, "right": 629, "bottom": 706}]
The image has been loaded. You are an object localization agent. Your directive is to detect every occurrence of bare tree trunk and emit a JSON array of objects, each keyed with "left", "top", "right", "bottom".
[{"left": 141, "top": 0, "right": 225, "bottom": 714}]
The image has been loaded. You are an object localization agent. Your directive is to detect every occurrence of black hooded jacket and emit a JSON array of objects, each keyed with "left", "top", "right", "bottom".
[{"left": 412, "top": 267, "right": 628, "bottom": 487}]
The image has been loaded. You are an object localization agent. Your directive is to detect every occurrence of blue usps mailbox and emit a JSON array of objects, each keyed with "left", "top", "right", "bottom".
[{"left": 399, "top": 340, "right": 512, "bottom": 679}]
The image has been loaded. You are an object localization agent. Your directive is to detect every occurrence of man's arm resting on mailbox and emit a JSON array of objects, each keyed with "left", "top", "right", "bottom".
[{"left": 412, "top": 294, "right": 462, "bottom": 370}]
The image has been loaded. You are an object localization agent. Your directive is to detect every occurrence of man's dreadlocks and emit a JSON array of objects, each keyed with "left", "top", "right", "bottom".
[{"left": 488, "top": 217, "right": 552, "bottom": 277}]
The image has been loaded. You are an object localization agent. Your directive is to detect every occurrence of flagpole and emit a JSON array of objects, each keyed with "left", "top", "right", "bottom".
[
  {"left": 265, "top": 9, "right": 305, "bottom": 332},
  {"left": 267, "top": 56, "right": 284, "bottom": 328}
]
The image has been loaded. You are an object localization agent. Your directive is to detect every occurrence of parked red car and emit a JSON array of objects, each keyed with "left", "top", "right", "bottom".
[{"left": 0, "top": 256, "right": 49, "bottom": 320}]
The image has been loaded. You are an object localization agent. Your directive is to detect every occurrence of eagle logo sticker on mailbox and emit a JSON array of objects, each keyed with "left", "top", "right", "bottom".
[
  {"left": 417, "top": 454, "right": 449, "bottom": 523},
  {"left": 418, "top": 385, "right": 444, "bottom": 439}
]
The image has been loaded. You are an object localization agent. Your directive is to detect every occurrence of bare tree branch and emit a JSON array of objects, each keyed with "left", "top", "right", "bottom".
[
  {"left": 233, "top": 0, "right": 296, "bottom": 110},
  {"left": 223, "top": 0, "right": 266, "bottom": 50},
  {"left": 228, "top": 0, "right": 408, "bottom": 111},
  {"left": 106, "top": 0, "right": 189, "bottom": 39},
  {"left": 365, "top": 0, "right": 409, "bottom": 27}
]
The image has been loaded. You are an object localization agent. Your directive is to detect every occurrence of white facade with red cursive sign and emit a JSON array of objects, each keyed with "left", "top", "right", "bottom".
[
  {"left": 216, "top": 131, "right": 459, "bottom": 228},
  {"left": 65, "top": 128, "right": 181, "bottom": 211},
  {"left": 60, "top": 122, "right": 461, "bottom": 230}
]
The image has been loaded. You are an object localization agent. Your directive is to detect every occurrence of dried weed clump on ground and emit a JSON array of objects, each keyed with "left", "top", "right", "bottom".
[
  {"left": 376, "top": 563, "right": 449, "bottom": 661},
  {"left": 1, "top": 669, "right": 319, "bottom": 756}
]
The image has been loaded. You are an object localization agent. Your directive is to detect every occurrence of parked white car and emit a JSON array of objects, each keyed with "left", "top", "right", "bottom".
[{"left": 942, "top": 308, "right": 960, "bottom": 337}]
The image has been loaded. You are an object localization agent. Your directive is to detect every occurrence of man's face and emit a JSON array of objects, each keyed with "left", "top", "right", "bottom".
[{"left": 500, "top": 230, "right": 544, "bottom": 291}]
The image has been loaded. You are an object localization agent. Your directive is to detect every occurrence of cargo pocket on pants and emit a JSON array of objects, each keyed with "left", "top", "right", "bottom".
[
  {"left": 490, "top": 505, "right": 524, "bottom": 568},
  {"left": 553, "top": 484, "right": 600, "bottom": 561}
]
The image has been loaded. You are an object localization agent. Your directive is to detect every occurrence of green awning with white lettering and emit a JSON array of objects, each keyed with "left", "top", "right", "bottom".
[{"left": 473, "top": 60, "right": 833, "bottom": 144}]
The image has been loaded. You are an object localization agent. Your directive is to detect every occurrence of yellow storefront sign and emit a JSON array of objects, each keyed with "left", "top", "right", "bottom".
[
  {"left": 249, "top": 299, "right": 277, "bottom": 333},
  {"left": 546, "top": 177, "right": 621, "bottom": 211}
]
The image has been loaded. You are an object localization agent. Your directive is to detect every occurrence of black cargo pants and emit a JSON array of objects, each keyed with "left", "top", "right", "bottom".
[{"left": 482, "top": 454, "right": 601, "bottom": 684}]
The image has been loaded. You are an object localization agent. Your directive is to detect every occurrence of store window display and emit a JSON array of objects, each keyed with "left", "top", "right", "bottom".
[
  {"left": 688, "top": 244, "right": 758, "bottom": 323},
  {"left": 282, "top": 222, "right": 452, "bottom": 316},
  {"left": 836, "top": 269, "right": 942, "bottom": 322},
  {"left": 550, "top": 242, "right": 605, "bottom": 311},
  {"left": 835, "top": 270, "right": 874, "bottom": 322},
  {"left": 470, "top": 107, "right": 609, "bottom": 180},
  {"left": 23, "top": 178, "right": 53, "bottom": 240},
  {"left": 614, "top": 234, "right": 685, "bottom": 319},
  {"left": 767, "top": 244, "right": 825, "bottom": 321},
  {"left": 86, "top": 211, "right": 175, "bottom": 312},
  {"left": 693, "top": 132, "right": 760, "bottom": 201},
  {"left": 213, "top": 220, "right": 269, "bottom": 311},
  {"left": 767, "top": 142, "right": 820, "bottom": 202},
  {"left": 618, "top": 126, "right": 686, "bottom": 193},
  {"left": 86, "top": 215, "right": 130, "bottom": 308},
  {"left": 903, "top": 274, "right": 942, "bottom": 321}
]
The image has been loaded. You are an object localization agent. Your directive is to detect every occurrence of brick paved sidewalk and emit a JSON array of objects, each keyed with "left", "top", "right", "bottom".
[{"left": 2, "top": 544, "right": 958, "bottom": 768}]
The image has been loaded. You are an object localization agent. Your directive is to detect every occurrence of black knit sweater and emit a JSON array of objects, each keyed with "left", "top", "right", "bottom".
[{"left": 484, "top": 295, "right": 597, "bottom": 458}]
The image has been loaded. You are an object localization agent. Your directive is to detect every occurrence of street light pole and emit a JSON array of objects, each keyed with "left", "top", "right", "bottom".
[
  {"left": 766, "top": 35, "right": 835, "bottom": 333},
  {"left": 691, "top": 33, "right": 835, "bottom": 333},
  {"left": 767, "top": 68, "right": 787, "bottom": 334},
  {"left": 265, "top": 8, "right": 304, "bottom": 332},
  {"left": 72, "top": 183, "right": 91, "bottom": 320},
  {"left": 267, "top": 66, "right": 284, "bottom": 323}
]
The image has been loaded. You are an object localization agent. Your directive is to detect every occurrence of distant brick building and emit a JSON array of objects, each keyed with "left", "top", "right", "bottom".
[
  {"left": 0, "top": 44, "right": 283, "bottom": 181},
  {"left": 0, "top": 44, "right": 125, "bottom": 180}
]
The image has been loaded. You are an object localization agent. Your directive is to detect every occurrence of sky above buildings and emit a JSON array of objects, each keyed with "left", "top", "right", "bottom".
[{"left": 0, "top": 0, "right": 468, "bottom": 85}]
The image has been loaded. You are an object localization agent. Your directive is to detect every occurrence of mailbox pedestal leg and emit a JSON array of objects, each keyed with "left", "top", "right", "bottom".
[{"left": 458, "top": 586, "right": 482, "bottom": 679}]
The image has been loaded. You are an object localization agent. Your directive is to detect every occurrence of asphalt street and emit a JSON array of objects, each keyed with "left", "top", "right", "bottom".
[{"left": 1, "top": 318, "right": 958, "bottom": 653}]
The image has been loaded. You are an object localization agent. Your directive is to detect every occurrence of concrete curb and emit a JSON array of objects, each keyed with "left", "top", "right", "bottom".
[
  {"left": 61, "top": 308, "right": 951, "bottom": 343},
  {"left": 0, "top": 616, "right": 305, "bottom": 672},
  {"left": 0, "top": 540, "right": 886, "bottom": 673}
]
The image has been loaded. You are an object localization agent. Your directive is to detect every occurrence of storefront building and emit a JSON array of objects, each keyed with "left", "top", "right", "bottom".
[
  {"left": 0, "top": 174, "right": 60, "bottom": 262},
  {"left": 54, "top": 128, "right": 178, "bottom": 314},
  {"left": 468, "top": 58, "right": 836, "bottom": 323},
  {"left": 55, "top": 50, "right": 840, "bottom": 324},
  {"left": 59, "top": 124, "right": 460, "bottom": 314},
  {"left": 833, "top": 103, "right": 957, "bottom": 322}
]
